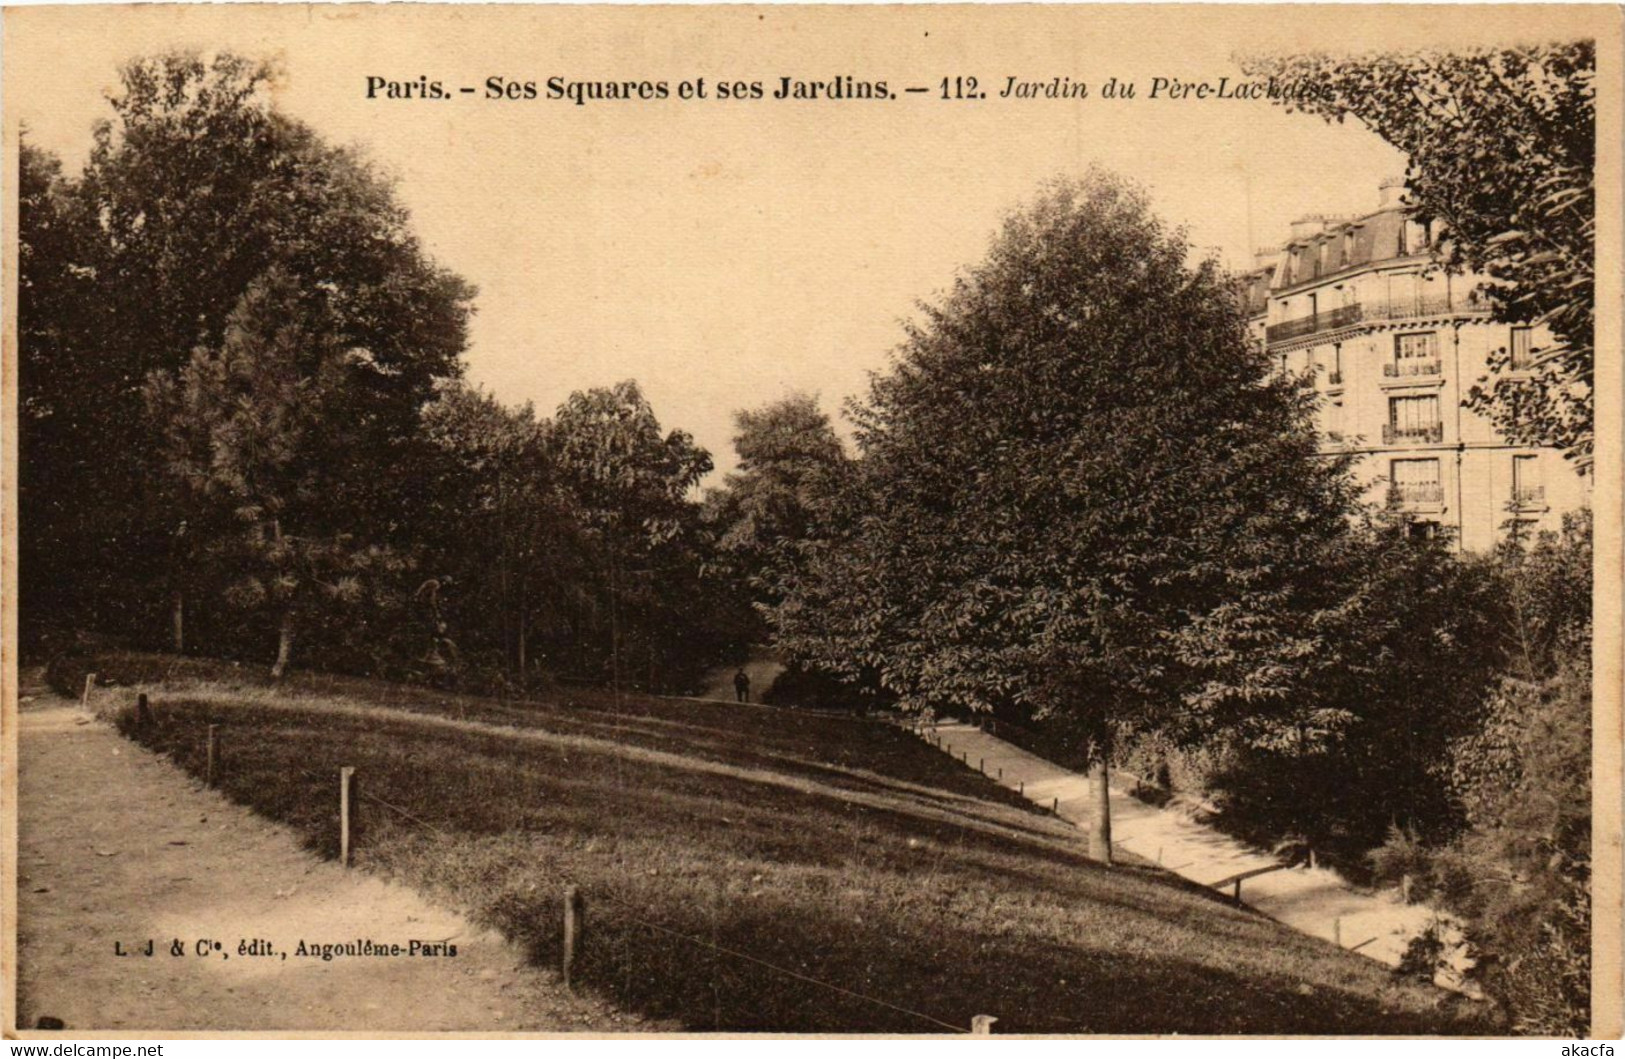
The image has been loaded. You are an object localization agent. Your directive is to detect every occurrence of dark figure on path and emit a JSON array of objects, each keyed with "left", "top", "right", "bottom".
[{"left": 733, "top": 668, "right": 751, "bottom": 703}]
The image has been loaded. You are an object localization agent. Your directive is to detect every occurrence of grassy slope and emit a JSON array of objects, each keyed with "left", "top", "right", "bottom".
[{"left": 86, "top": 653, "right": 1489, "bottom": 1034}]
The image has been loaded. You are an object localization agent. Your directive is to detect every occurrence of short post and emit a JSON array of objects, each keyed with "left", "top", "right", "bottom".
[
  {"left": 979, "top": 757, "right": 984, "bottom": 773},
  {"left": 997, "top": 767, "right": 1003, "bottom": 780},
  {"left": 563, "top": 885, "right": 583, "bottom": 990},
  {"left": 1052, "top": 797, "right": 1059, "bottom": 814},
  {"left": 339, "top": 766, "right": 355, "bottom": 868},
  {"left": 1157, "top": 846, "right": 1163, "bottom": 866},
  {"left": 81, "top": 673, "right": 97, "bottom": 707},
  {"left": 1233, "top": 879, "right": 1243, "bottom": 906},
  {"left": 971, "top": 1014, "right": 997, "bottom": 1035},
  {"left": 1333, "top": 916, "right": 1342, "bottom": 947},
  {"left": 1019, "top": 781, "right": 1024, "bottom": 797},
  {"left": 135, "top": 693, "right": 153, "bottom": 727},
  {"left": 205, "top": 724, "right": 220, "bottom": 787}
]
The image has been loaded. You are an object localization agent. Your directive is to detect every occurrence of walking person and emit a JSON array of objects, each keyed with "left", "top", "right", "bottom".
[{"left": 733, "top": 668, "right": 751, "bottom": 703}]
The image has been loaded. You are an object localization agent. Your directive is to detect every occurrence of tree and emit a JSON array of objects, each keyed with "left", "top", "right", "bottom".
[
  {"left": 551, "top": 381, "right": 714, "bottom": 691},
  {"left": 708, "top": 393, "right": 850, "bottom": 613},
  {"left": 146, "top": 268, "right": 423, "bottom": 676},
  {"left": 1240, "top": 43, "right": 1596, "bottom": 470},
  {"left": 1437, "top": 510, "right": 1592, "bottom": 1034},
  {"left": 23, "top": 50, "right": 475, "bottom": 650},
  {"left": 16, "top": 137, "right": 110, "bottom": 645},
  {"left": 772, "top": 172, "right": 1364, "bottom": 861},
  {"left": 419, "top": 384, "right": 586, "bottom": 683}
]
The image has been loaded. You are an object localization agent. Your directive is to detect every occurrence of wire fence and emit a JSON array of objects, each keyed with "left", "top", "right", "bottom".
[{"left": 252, "top": 734, "right": 977, "bottom": 1034}]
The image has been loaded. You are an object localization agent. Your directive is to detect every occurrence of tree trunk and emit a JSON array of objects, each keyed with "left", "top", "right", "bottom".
[
  {"left": 1087, "top": 755, "right": 1113, "bottom": 865},
  {"left": 171, "top": 591, "right": 185, "bottom": 654},
  {"left": 271, "top": 612, "right": 295, "bottom": 679}
]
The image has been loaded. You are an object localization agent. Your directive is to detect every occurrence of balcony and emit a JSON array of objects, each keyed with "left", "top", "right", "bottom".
[
  {"left": 1265, "top": 293, "right": 1489, "bottom": 346},
  {"left": 1383, "top": 423, "right": 1444, "bottom": 445},
  {"left": 1383, "top": 358, "right": 1442, "bottom": 378},
  {"left": 1267, "top": 304, "right": 1363, "bottom": 343},
  {"left": 1389, "top": 483, "right": 1445, "bottom": 507}
]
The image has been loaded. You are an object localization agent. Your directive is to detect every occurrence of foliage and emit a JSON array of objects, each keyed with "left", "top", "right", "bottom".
[
  {"left": 19, "top": 51, "right": 476, "bottom": 658},
  {"left": 549, "top": 381, "right": 725, "bottom": 691},
  {"left": 772, "top": 171, "right": 1364, "bottom": 762},
  {"left": 1240, "top": 42, "right": 1596, "bottom": 469},
  {"left": 144, "top": 268, "right": 418, "bottom": 674},
  {"left": 1439, "top": 511, "right": 1592, "bottom": 1034}
]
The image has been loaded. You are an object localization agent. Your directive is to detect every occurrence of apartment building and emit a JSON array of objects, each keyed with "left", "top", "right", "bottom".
[{"left": 1243, "top": 178, "right": 1588, "bottom": 551}]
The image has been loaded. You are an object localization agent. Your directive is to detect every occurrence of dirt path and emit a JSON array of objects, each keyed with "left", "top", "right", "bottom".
[
  {"left": 698, "top": 649, "right": 785, "bottom": 703},
  {"left": 915, "top": 719, "right": 1470, "bottom": 988},
  {"left": 14, "top": 678, "right": 650, "bottom": 1033}
]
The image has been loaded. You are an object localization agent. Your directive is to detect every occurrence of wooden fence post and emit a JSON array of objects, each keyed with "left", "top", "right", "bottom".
[
  {"left": 205, "top": 725, "right": 220, "bottom": 787},
  {"left": 136, "top": 693, "right": 153, "bottom": 727},
  {"left": 81, "top": 673, "right": 97, "bottom": 708},
  {"left": 1333, "top": 916, "right": 1342, "bottom": 947},
  {"left": 563, "top": 885, "right": 583, "bottom": 990},
  {"left": 339, "top": 767, "right": 355, "bottom": 867}
]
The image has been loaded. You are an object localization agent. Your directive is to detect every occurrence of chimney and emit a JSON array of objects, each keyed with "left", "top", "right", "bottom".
[
  {"left": 1253, "top": 245, "right": 1282, "bottom": 271},
  {"left": 1378, "top": 177, "right": 1408, "bottom": 209},
  {"left": 1289, "top": 216, "right": 1326, "bottom": 241}
]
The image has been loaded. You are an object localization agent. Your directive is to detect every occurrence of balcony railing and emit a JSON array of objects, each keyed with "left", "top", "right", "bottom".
[
  {"left": 1513, "top": 485, "right": 1547, "bottom": 506},
  {"left": 1265, "top": 293, "right": 1488, "bottom": 345},
  {"left": 1389, "top": 483, "right": 1445, "bottom": 506},
  {"left": 1383, "top": 358, "right": 1443, "bottom": 378},
  {"left": 1383, "top": 423, "right": 1444, "bottom": 444}
]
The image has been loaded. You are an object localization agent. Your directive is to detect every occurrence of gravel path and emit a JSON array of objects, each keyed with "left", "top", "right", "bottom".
[
  {"left": 14, "top": 677, "right": 650, "bottom": 1033},
  {"left": 914, "top": 719, "right": 1467, "bottom": 986}
]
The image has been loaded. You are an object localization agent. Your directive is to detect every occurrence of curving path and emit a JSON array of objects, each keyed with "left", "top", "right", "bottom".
[
  {"left": 913, "top": 718, "right": 1470, "bottom": 989},
  {"left": 13, "top": 676, "right": 653, "bottom": 1033}
]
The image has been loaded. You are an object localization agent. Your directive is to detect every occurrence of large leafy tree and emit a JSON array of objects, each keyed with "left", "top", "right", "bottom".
[
  {"left": 145, "top": 269, "right": 421, "bottom": 676},
  {"left": 551, "top": 381, "right": 715, "bottom": 691},
  {"left": 773, "top": 173, "right": 1365, "bottom": 861},
  {"left": 1240, "top": 42, "right": 1595, "bottom": 471},
  {"left": 17, "top": 138, "right": 109, "bottom": 643},
  {"left": 707, "top": 393, "right": 850, "bottom": 613},
  {"left": 418, "top": 384, "right": 587, "bottom": 683},
  {"left": 21, "top": 51, "right": 474, "bottom": 651}
]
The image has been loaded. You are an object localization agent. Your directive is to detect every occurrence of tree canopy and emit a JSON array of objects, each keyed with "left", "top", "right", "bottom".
[
  {"left": 773, "top": 171, "right": 1364, "bottom": 748},
  {"left": 1240, "top": 42, "right": 1596, "bottom": 471}
]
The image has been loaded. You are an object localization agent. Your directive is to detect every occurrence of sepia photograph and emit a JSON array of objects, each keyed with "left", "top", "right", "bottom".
[{"left": 2, "top": 3, "right": 1620, "bottom": 1040}]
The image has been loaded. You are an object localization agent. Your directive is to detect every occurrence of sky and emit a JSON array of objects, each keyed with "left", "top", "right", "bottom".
[{"left": 5, "top": 5, "right": 1598, "bottom": 482}]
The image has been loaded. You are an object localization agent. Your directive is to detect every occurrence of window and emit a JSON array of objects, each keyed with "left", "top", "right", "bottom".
[
  {"left": 1342, "top": 230, "right": 1355, "bottom": 266},
  {"left": 1513, "top": 454, "right": 1544, "bottom": 506},
  {"left": 1328, "top": 343, "right": 1343, "bottom": 386},
  {"left": 1389, "top": 332, "right": 1440, "bottom": 377},
  {"left": 1407, "top": 520, "right": 1439, "bottom": 541},
  {"left": 1391, "top": 458, "right": 1443, "bottom": 506},
  {"left": 1396, "top": 332, "right": 1436, "bottom": 360},
  {"left": 1308, "top": 292, "right": 1318, "bottom": 320},
  {"left": 1511, "top": 327, "right": 1534, "bottom": 370},
  {"left": 1387, "top": 396, "right": 1442, "bottom": 443},
  {"left": 1396, "top": 221, "right": 1409, "bottom": 257}
]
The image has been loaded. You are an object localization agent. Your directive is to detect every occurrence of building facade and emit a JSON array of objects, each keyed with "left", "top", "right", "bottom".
[{"left": 1244, "top": 179, "right": 1589, "bottom": 551}]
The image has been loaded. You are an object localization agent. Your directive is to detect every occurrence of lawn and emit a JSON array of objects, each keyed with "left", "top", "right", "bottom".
[{"left": 76, "top": 652, "right": 1490, "bottom": 1034}]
